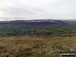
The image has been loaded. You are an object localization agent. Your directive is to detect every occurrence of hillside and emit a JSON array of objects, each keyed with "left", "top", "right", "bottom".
[
  {"left": 0, "top": 19, "right": 68, "bottom": 36},
  {"left": 0, "top": 35, "right": 75, "bottom": 57},
  {"left": 63, "top": 20, "right": 76, "bottom": 25},
  {"left": 0, "top": 20, "right": 75, "bottom": 57}
]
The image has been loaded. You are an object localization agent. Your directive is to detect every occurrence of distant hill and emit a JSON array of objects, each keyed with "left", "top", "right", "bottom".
[
  {"left": 0, "top": 19, "right": 76, "bottom": 26},
  {"left": 0, "top": 20, "right": 67, "bottom": 26},
  {"left": 63, "top": 20, "right": 76, "bottom": 25}
]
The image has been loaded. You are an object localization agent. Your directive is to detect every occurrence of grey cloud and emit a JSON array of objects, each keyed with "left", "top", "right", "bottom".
[{"left": 0, "top": 0, "right": 76, "bottom": 21}]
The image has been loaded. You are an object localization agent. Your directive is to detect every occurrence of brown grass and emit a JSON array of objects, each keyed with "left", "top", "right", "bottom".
[{"left": 0, "top": 35, "right": 76, "bottom": 57}]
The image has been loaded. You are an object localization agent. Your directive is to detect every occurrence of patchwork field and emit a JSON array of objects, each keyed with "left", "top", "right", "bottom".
[{"left": 0, "top": 35, "right": 75, "bottom": 57}]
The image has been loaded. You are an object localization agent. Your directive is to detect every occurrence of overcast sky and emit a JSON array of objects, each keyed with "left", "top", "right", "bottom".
[{"left": 0, "top": 0, "right": 76, "bottom": 21}]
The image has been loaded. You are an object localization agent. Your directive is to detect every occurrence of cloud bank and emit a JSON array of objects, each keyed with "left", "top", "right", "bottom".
[{"left": 0, "top": 0, "right": 76, "bottom": 21}]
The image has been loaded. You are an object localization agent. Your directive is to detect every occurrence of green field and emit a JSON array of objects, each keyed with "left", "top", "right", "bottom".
[{"left": 0, "top": 23, "right": 76, "bottom": 37}]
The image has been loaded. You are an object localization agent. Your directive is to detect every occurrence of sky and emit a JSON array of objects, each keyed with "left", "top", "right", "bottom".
[{"left": 0, "top": 0, "right": 76, "bottom": 21}]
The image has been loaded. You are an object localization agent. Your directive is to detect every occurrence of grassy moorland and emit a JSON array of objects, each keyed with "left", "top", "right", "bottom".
[
  {"left": 0, "top": 20, "right": 76, "bottom": 57},
  {"left": 0, "top": 35, "right": 76, "bottom": 57}
]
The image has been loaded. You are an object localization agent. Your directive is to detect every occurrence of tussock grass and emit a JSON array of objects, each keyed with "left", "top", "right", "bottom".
[{"left": 0, "top": 35, "right": 75, "bottom": 57}]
